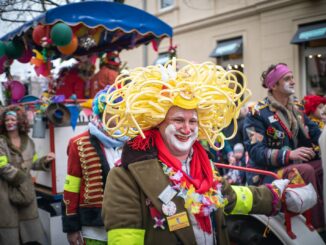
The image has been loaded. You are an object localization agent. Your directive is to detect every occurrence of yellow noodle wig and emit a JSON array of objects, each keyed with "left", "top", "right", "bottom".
[{"left": 102, "top": 58, "right": 251, "bottom": 150}]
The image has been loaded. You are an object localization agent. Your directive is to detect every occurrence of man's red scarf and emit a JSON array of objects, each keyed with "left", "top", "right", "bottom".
[{"left": 130, "top": 129, "right": 215, "bottom": 233}]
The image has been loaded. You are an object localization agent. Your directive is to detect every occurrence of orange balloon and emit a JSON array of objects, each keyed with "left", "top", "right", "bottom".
[{"left": 58, "top": 35, "right": 78, "bottom": 55}]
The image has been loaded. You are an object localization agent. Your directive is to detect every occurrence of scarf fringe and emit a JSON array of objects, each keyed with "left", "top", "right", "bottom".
[{"left": 128, "top": 130, "right": 155, "bottom": 151}]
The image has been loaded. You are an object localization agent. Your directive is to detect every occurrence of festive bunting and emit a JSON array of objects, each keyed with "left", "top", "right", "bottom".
[{"left": 67, "top": 104, "right": 80, "bottom": 130}]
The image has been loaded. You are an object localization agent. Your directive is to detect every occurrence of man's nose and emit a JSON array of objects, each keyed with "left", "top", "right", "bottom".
[
  {"left": 181, "top": 122, "right": 191, "bottom": 135},
  {"left": 290, "top": 77, "right": 295, "bottom": 84}
]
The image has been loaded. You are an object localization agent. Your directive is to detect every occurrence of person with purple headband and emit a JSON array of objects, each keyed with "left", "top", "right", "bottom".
[{"left": 243, "top": 63, "right": 324, "bottom": 230}]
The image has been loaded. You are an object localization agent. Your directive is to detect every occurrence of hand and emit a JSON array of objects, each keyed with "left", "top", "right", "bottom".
[
  {"left": 228, "top": 154, "right": 236, "bottom": 165},
  {"left": 271, "top": 179, "right": 290, "bottom": 197},
  {"left": 289, "top": 147, "right": 315, "bottom": 162},
  {"left": 46, "top": 152, "right": 55, "bottom": 162},
  {"left": 67, "top": 231, "right": 83, "bottom": 245}
]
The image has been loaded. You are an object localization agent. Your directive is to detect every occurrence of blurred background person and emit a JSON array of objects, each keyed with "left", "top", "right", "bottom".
[
  {"left": 303, "top": 95, "right": 326, "bottom": 129},
  {"left": 0, "top": 105, "right": 55, "bottom": 245},
  {"left": 224, "top": 143, "right": 247, "bottom": 185},
  {"left": 89, "top": 52, "right": 121, "bottom": 98}
]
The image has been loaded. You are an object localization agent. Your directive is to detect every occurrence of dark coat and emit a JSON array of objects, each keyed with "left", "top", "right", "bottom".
[{"left": 243, "top": 95, "right": 321, "bottom": 184}]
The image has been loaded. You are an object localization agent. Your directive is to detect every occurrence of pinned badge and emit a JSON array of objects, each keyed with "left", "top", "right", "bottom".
[
  {"left": 162, "top": 201, "right": 177, "bottom": 216},
  {"left": 153, "top": 217, "right": 166, "bottom": 230},
  {"left": 268, "top": 115, "right": 277, "bottom": 123},
  {"left": 159, "top": 185, "right": 177, "bottom": 204}
]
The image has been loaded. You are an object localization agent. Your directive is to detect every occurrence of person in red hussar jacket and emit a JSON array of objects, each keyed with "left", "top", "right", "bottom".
[{"left": 61, "top": 85, "right": 128, "bottom": 245}]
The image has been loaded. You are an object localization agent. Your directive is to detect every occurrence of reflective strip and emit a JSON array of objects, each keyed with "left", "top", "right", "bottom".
[
  {"left": 64, "top": 175, "right": 81, "bottom": 193},
  {"left": 108, "top": 228, "right": 145, "bottom": 245},
  {"left": 230, "top": 186, "right": 253, "bottom": 215},
  {"left": 32, "top": 153, "right": 38, "bottom": 163},
  {"left": 0, "top": 155, "right": 9, "bottom": 168}
]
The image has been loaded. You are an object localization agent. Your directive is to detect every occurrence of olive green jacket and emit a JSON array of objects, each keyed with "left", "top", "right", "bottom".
[
  {"left": 102, "top": 157, "right": 275, "bottom": 245},
  {"left": 0, "top": 134, "right": 49, "bottom": 245}
]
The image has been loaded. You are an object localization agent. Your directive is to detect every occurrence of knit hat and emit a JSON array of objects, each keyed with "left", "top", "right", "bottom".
[
  {"left": 92, "top": 85, "right": 123, "bottom": 116},
  {"left": 102, "top": 51, "right": 121, "bottom": 67},
  {"left": 233, "top": 143, "right": 244, "bottom": 153}
]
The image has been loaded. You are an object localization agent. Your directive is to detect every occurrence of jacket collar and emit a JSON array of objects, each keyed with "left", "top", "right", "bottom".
[{"left": 267, "top": 92, "right": 304, "bottom": 141}]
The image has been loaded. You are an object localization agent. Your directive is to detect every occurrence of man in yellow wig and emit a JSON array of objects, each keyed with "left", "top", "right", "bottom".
[{"left": 101, "top": 59, "right": 313, "bottom": 245}]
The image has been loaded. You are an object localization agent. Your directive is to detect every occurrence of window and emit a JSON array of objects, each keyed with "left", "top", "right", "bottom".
[
  {"left": 303, "top": 41, "right": 326, "bottom": 95},
  {"left": 292, "top": 21, "right": 326, "bottom": 95},
  {"left": 209, "top": 37, "right": 245, "bottom": 100},
  {"left": 159, "top": 0, "right": 174, "bottom": 10},
  {"left": 209, "top": 37, "right": 244, "bottom": 74},
  {"left": 153, "top": 52, "right": 170, "bottom": 65}
]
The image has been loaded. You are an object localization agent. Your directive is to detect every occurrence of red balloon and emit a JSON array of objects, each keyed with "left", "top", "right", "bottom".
[
  {"left": 32, "top": 25, "right": 47, "bottom": 46},
  {"left": 18, "top": 48, "right": 33, "bottom": 63},
  {"left": 0, "top": 55, "right": 13, "bottom": 74}
]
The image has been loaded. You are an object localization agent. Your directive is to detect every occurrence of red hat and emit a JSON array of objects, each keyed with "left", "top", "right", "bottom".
[
  {"left": 104, "top": 51, "right": 121, "bottom": 67},
  {"left": 303, "top": 95, "right": 326, "bottom": 115}
]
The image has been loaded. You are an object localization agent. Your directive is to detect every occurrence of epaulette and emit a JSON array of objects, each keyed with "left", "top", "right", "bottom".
[
  {"left": 250, "top": 100, "right": 267, "bottom": 116},
  {"left": 293, "top": 101, "right": 304, "bottom": 109}
]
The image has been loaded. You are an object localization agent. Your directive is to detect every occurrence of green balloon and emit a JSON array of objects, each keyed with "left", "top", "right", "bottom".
[
  {"left": 51, "top": 23, "right": 73, "bottom": 46},
  {"left": 5, "top": 41, "right": 24, "bottom": 59},
  {"left": 0, "top": 41, "right": 5, "bottom": 57}
]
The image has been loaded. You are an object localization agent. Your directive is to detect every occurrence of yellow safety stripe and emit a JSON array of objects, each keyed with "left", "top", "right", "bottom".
[
  {"left": 108, "top": 228, "right": 145, "bottom": 245},
  {"left": 64, "top": 175, "right": 81, "bottom": 193},
  {"left": 32, "top": 153, "right": 38, "bottom": 163},
  {"left": 230, "top": 186, "right": 253, "bottom": 215},
  {"left": 0, "top": 155, "right": 9, "bottom": 168}
]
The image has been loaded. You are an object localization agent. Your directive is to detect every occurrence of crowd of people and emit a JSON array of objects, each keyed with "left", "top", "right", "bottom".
[{"left": 0, "top": 58, "right": 325, "bottom": 245}]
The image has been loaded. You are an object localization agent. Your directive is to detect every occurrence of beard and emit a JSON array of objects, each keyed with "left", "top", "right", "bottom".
[{"left": 164, "top": 124, "right": 198, "bottom": 155}]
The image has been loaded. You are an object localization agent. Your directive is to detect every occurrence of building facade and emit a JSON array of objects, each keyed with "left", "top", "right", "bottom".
[{"left": 122, "top": 0, "right": 326, "bottom": 101}]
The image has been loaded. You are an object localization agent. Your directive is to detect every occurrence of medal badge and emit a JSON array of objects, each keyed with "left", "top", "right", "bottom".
[
  {"left": 167, "top": 211, "right": 190, "bottom": 231},
  {"left": 162, "top": 201, "right": 177, "bottom": 216}
]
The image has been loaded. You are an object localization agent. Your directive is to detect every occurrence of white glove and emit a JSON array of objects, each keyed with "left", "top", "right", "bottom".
[
  {"left": 271, "top": 179, "right": 290, "bottom": 196},
  {"left": 285, "top": 183, "right": 317, "bottom": 213}
]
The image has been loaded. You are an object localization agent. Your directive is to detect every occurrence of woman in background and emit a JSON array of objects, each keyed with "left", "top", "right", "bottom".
[{"left": 0, "top": 105, "right": 55, "bottom": 245}]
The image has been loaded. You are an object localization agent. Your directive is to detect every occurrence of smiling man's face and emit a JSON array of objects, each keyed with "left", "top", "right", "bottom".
[{"left": 158, "top": 106, "right": 198, "bottom": 158}]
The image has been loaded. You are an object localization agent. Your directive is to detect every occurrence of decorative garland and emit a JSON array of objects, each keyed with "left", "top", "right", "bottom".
[{"left": 161, "top": 162, "right": 227, "bottom": 216}]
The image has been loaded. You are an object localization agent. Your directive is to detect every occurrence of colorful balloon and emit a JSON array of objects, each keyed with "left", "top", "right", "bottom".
[
  {"left": 58, "top": 35, "right": 78, "bottom": 55},
  {"left": 32, "top": 25, "right": 48, "bottom": 46},
  {"left": 0, "top": 41, "right": 5, "bottom": 58},
  {"left": 51, "top": 23, "right": 73, "bottom": 46},
  {"left": 5, "top": 41, "right": 24, "bottom": 59},
  {"left": 10, "top": 80, "right": 26, "bottom": 101},
  {"left": 18, "top": 48, "right": 33, "bottom": 63}
]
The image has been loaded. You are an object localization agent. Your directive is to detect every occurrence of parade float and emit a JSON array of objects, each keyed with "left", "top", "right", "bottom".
[
  {"left": 0, "top": 2, "right": 173, "bottom": 243},
  {"left": 0, "top": 0, "right": 173, "bottom": 195}
]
